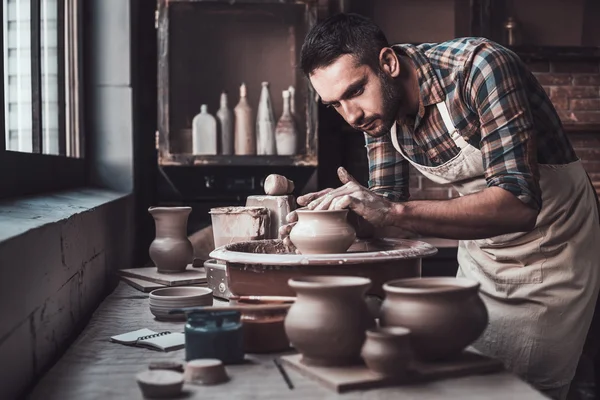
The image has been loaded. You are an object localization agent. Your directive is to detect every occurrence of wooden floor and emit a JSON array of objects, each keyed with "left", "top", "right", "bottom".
[{"left": 28, "top": 282, "right": 548, "bottom": 399}]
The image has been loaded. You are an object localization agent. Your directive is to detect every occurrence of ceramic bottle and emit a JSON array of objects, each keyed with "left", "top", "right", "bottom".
[
  {"left": 284, "top": 276, "right": 376, "bottom": 366},
  {"left": 234, "top": 83, "right": 256, "bottom": 155},
  {"left": 256, "top": 82, "right": 276, "bottom": 155},
  {"left": 275, "top": 90, "right": 298, "bottom": 156},
  {"left": 216, "top": 92, "right": 234, "bottom": 155},
  {"left": 148, "top": 206, "right": 194, "bottom": 273},
  {"left": 289, "top": 209, "right": 356, "bottom": 254},
  {"left": 192, "top": 105, "right": 217, "bottom": 155}
]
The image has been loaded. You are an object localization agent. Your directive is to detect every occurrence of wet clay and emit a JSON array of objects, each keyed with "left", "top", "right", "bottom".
[
  {"left": 246, "top": 195, "right": 295, "bottom": 239},
  {"left": 380, "top": 277, "right": 488, "bottom": 361},
  {"left": 284, "top": 276, "right": 376, "bottom": 366},
  {"left": 210, "top": 206, "right": 270, "bottom": 248},
  {"left": 289, "top": 209, "right": 356, "bottom": 254},
  {"left": 263, "top": 174, "right": 294, "bottom": 195}
]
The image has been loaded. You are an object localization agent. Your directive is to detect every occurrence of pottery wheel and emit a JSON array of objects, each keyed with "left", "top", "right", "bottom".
[{"left": 210, "top": 238, "right": 437, "bottom": 266}]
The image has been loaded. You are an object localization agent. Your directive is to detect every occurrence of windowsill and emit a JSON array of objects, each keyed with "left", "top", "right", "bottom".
[{"left": 0, "top": 187, "right": 130, "bottom": 244}]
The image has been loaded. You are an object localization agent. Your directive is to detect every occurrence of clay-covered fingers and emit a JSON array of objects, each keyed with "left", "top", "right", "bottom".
[
  {"left": 337, "top": 167, "right": 360, "bottom": 185},
  {"left": 311, "top": 186, "right": 353, "bottom": 210},
  {"left": 331, "top": 194, "right": 357, "bottom": 211},
  {"left": 278, "top": 222, "right": 296, "bottom": 238},
  {"left": 297, "top": 188, "right": 334, "bottom": 207}
]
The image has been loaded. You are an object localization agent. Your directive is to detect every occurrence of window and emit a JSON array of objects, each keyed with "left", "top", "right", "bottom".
[{"left": 1, "top": 0, "right": 85, "bottom": 199}]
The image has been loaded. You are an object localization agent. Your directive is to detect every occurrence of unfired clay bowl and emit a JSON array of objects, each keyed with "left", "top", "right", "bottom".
[
  {"left": 209, "top": 238, "right": 437, "bottom": 298},
  {"left": 380, "top": 277, "right": 488, "bottom": 361},
  {"left": 289, "top": 209, "right": 356, "bottom": 254},
  {"left": 149, "top": 287, "right": 213, "bottom": 321},
  {"left": 361, "top": 326, "right": 412, "bottom": 377}
]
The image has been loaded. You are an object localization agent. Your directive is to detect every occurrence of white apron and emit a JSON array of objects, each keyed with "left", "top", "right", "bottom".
[{"left": 390, "top": 100, "right": 600, "bottom": 394}]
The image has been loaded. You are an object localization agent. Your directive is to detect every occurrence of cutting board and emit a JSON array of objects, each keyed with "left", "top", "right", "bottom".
[
  {"left": 120, "top": 276, "right": 166, "bottom": 292},
  {"left": 280, "top": 349, "right": 503, "bottom": 393},
  {"left": 118, "top": 265, "right": 207, "bottom": 287}
]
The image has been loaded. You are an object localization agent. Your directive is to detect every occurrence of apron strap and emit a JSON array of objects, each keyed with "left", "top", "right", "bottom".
[
  {"left": 435, "top": 102, "right": 470, "bottom": 149},
  {"left": 390, "top": 101, "right": 470, "bottom": 154}
]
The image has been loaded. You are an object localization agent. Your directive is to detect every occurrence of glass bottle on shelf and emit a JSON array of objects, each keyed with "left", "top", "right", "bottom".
[
  {"left": 192, "top": 104, "right": 217, "bottom": 155},
  {"left": 275, "top": 90, "right": 298, "bottom": 156},
  {"left": 216, "top": 92, "right": 234, "bottom": 155},
  {"left": 234, "top": 83, "right": 256, "bottom": 155},
  {"left": 256, "top": 82, "right": 276, "bottom": 155},
  {"left": 503, "top": 16, "right": 521, "bottom": 46}
]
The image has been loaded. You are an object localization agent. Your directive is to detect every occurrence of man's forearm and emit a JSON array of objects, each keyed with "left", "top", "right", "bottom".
[{"left": 388, "top": 187, "right": 538, "bottom": 240}]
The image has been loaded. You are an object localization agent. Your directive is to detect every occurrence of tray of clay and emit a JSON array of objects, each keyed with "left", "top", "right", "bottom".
[{"left": 209, "top": 238, "right": 438, "bottom": 298}]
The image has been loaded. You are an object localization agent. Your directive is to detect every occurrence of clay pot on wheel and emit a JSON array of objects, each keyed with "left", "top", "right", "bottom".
[
  {"left": 284, "top": 276, "right": 375, "bottom": 366},
  {"left": 361, "top": 326, "right": 412, "bottom": 377},
  {"left": 149, "top": 207, "right": 194, "bottom": 273},
  {"left": 289, "top": 209, "right": 356, "bottom": 254},
  {"left": 380, "top": 277, "right": 488, "bottom": 361}
]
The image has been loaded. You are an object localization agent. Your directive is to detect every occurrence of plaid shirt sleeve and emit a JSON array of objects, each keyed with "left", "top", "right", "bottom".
[
  {"left": 364, "top": 132, "right": 410, "bottom": 202},
  {"left": 463, "top": 44, "right": 542, "bottom": 210}
]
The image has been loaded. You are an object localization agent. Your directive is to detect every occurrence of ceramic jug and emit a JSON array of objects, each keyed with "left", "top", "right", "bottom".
[
  {"left": 284, "top": 276, "right": 375, "bottom": 366},
  {"left": 192, "top": 105, "right": 217, "bottom": 155},
  {"left": 234, "top": 83, "right": 256, "bottom": 155},
  {"left": 256, "top": 82, "right": 276, "bottom": 155},
  {"left": 289, "top": 209, "right": 356, "bottom": 254},
  {"left": 275, "top": 90, "right": 298, "bottom": 155},
  {"left": 148, "top": 206, "right": 194, "bottom": 273},
  {"left": 217, "top": 92, "right": 234, "bottom": 155},
  {"left": 380, "top": 277, "right": 488, "bottom": 361}
]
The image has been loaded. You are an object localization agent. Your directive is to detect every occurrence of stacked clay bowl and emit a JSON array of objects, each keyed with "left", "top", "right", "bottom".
[
  {"left": 149, "top": 287, "right": 213, "bottom": 321},
  {"left": 380, "top": 277, "right": 488, "bottom": 361}
]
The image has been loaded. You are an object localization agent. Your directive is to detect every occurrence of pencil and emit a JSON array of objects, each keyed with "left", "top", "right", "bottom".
[{"left": 273, "top": 358, "right": 294, "bottom": 390}]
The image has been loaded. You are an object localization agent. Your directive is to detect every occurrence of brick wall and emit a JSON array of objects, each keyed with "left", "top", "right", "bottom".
[{"left": 340, "top": 58, "right": 600, "bottom": 200}]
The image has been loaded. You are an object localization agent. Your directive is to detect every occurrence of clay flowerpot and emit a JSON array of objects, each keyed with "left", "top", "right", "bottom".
[
  {"left": 361, "top": 327, "right": 412, "bottom": 378},
  {"left": 284, "top": 276, "right": 376, "bottom": 366},
  {"left": 149, "top": 207, "right": 194, "bottom": 273},
  {"left": 289, "top": 209, "right": 356, "bottom": 254},
  {"left": 380, "top": 277, "right": 488, "bottom": 361}
]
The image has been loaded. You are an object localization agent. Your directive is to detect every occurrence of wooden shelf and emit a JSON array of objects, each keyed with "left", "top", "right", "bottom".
[{"left": 158, "top": 153, "right": 318, "bottom": 167}]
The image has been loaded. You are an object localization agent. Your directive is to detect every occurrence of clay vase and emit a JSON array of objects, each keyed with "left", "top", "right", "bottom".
[
  {"left": 148, "top": 207, "right": 194, "bottom": 273},
  {"left": 275, "top": 90, "right": 298, "bottom": 155},
  {"left": 289, "top": 209, "right": 356, "bottom": 254},
  {"left": 234, "top": 83, "right": 256, "bottom": 155},
  {"left": 380, "top": 277, "right": 488, "bottom": 361},
  {"left": 361, "top": 327, "right": 412, "bottom": 378},
  {"left": 192, "top": 105, "right": 217, "bottom": 155},
  {"left": 216, "top": 92, "right": 234, "bottom": 155},
  {"left": 284, "top": 276, "right": 376, "bottom": 366},
  {"left": 256, "top": 82, "right": 276, "bottom": 155}
]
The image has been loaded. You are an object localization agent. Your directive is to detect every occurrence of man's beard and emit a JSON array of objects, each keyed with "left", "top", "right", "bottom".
[{"left": 359, "top": 70, "right": 402, "bottom": 138}]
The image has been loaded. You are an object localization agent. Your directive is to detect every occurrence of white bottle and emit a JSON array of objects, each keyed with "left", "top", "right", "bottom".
[
  {"left": 256, "top": 82, "right": 276, "bottom": 155},
  {"left": 275, "top": 90, "right": 298, "bottom": 155},
  {"left": 216, "top": 92, "right": 234, "bottom": 155},
  {"left": 234, "top": 83, "right": 256, "bottom": 155},
  {"left": 192, "top": 104, "right": 217, "bottom": 155}
]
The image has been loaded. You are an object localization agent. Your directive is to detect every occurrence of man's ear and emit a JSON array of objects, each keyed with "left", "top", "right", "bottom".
[{"left": 379, "top": 47, "right": 400, "bottom": 78}]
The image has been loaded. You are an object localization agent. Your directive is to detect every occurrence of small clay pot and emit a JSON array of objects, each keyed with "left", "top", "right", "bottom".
[
  {"left": 241, "top": 307, "right": 290, "bottom": 353},
  {"left": 361, "top": 327, "right": 412, "bottom": 377},
  {"left": 289, "top": 209, "right": 356, "bottom": 254},
  {"left": 149, "top": 207, "right": 194, "bottom": 273},
  {"left": 380, "top": 277, "right": 488, "bottom": 361},
  {"left": 284, "top": 276, "right": 376, "bottom": 366}
]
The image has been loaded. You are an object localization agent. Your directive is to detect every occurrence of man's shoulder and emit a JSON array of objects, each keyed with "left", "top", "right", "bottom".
[{"left": 417, "top": 37, "right": 506, "bottom": 60}]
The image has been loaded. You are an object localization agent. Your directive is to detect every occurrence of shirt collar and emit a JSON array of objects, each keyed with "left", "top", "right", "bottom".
[{"left": 392, "top": 44, "right": 446, "bottom": 119}]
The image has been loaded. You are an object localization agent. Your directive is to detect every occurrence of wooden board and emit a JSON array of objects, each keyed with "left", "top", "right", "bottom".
[
  {"left": 118, "top": 265, "right": 207, "bottom": 286},
  {"left": 119, "top": 276, "right": 166, "bottom": 292},
  {"left": 281, "top": 350, "right": 504, "bottom": 393}
]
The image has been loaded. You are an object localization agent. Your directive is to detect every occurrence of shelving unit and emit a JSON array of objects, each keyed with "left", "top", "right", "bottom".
[{"left": 156, "top": 0, "right": 320, "bottom": 168}]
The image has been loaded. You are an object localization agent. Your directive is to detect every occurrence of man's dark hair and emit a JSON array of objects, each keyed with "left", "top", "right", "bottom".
[{"left": 300, "top": 13, "right": 389, "bottom": 76}]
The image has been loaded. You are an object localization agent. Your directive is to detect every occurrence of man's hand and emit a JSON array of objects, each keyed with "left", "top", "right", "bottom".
[{"left": 279, "top": 167, "right": 393, "bottom": 246}]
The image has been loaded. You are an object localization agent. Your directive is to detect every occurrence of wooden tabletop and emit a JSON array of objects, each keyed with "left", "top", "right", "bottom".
[{"left": 28, "top": 282, "right": 547, "bottom": 399}]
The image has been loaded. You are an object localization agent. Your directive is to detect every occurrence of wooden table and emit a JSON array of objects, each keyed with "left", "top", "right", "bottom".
[{"left": 29, "top": 282, "right": 548, "bottom": 399}]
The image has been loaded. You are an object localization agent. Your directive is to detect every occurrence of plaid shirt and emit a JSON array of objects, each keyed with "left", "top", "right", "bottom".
[{"left": 366, "top": 37, "right": 577, "bottom": 210}]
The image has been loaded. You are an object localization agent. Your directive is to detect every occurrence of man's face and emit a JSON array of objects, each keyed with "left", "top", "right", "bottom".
[{"left": 309, "top": 54, "right": 401, "bottom": 138}]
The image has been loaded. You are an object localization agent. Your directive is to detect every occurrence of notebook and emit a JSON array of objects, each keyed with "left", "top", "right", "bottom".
[{"left": 110, "top": 328, "right": 185, "bottom": 352}]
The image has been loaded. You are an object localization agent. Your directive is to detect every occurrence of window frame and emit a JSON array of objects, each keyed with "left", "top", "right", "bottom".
[{"left": 0, "top": 0, "right": 86, "bottom": 200}]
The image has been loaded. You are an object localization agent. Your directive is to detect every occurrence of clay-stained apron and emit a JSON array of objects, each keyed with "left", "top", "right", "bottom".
[{"left": 389, "top": 99, "right": 600, "bottom": 393}]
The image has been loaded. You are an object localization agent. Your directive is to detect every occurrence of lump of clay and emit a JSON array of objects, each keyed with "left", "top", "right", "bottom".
[{"left": 264, "top": 174, "right": 294, "bottom": 195}]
